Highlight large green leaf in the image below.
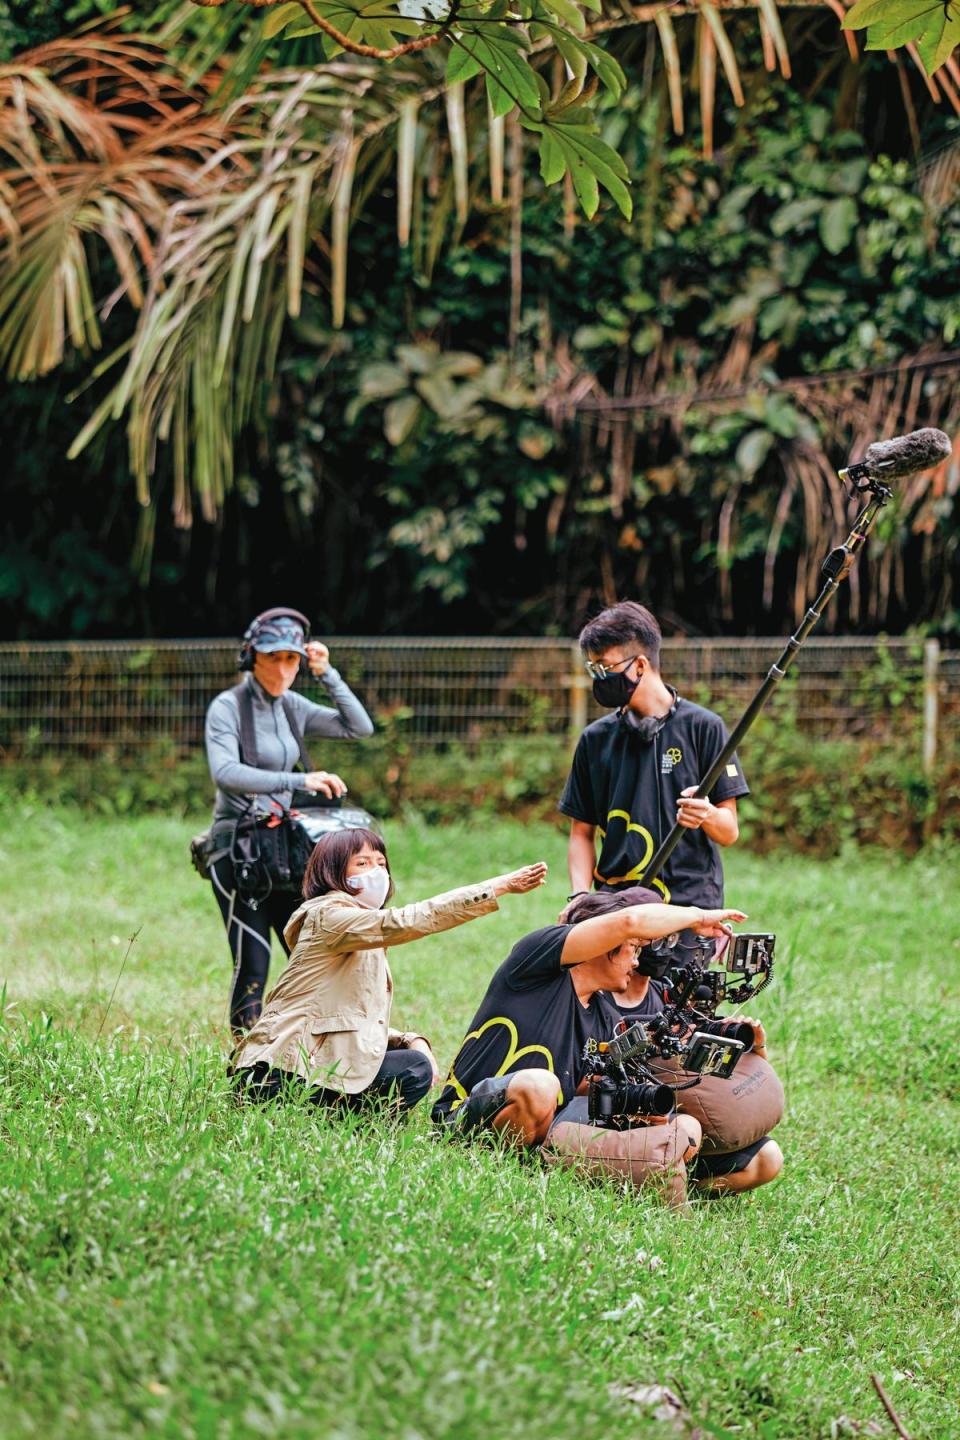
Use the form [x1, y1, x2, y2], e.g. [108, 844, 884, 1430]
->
[916, 4, 960, 72]
[539, 0, 586, 36]
[445, 42, 485, 85]
[384, 392, 421, 445]
[456, 32, 541, 120]
[532, 24, 627, 101]
[819, 195, 857, 255]
[842, 0, 915, 28]
[535, 26, 587, 86]
[526, 117, 631, 219]
[262, 2, 302, 39]
[578, 40, 627, 100]
[844, 0, 960, 73]
[269, 0, 425, 54]
[538, 130, 565, 185]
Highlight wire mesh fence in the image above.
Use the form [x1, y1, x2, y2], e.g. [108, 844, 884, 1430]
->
[0, 636, 956, 767]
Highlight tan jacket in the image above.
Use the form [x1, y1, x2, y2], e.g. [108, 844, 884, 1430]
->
[233, 881, 499, 1092]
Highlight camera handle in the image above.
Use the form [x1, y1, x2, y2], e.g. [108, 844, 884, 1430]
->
[640, 478, 892, 891]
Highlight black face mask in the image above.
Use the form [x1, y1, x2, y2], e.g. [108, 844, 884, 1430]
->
[634, 949, 673, 981]
[592, 669, 639, 709]
[635, 932, 680, 980]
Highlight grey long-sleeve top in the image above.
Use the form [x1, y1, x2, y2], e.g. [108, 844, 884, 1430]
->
[205, 670, 374, 822]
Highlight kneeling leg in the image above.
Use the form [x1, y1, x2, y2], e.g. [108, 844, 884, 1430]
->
[694, 1137, 784, 1195]
[543, 1103, 701, 1209]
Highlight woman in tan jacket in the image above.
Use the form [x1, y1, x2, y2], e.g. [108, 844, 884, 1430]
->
[233, 827, 547, 1112]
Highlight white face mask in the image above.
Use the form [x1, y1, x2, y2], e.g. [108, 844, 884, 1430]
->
[345, 867, 391, 910]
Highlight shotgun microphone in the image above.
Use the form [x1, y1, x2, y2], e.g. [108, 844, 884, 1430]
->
[840, 427, 951, 485]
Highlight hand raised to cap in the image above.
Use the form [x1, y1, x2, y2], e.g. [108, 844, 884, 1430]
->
[305, 641, 330, 677]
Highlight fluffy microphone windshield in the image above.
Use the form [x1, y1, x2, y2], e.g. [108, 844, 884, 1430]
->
[860, 427, 952, 480]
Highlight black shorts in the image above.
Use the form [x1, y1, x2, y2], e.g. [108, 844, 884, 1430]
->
[433, 1075, 514, 1133]
[689, 1134, 772, 1179]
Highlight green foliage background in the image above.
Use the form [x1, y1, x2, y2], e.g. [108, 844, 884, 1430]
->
[2, 11, 958, 642]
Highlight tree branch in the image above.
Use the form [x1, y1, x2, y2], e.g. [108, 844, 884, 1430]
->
[193, 0, 455, 60]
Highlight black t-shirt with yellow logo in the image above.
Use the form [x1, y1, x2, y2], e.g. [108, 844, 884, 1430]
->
[558, 698, 749, 907]
[432, 924, 623, 1121]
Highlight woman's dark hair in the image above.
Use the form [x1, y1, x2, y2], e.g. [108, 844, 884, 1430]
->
[565, 885, 661, 926]
[302, 828, 395, 901]
[578, 602, 662, 670]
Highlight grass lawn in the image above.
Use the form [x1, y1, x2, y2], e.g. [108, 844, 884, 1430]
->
[1, 807, 958, 1439]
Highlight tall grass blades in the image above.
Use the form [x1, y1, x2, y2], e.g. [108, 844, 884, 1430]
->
[0, 814, 958, 1438]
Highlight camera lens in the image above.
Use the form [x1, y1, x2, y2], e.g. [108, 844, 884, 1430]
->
[625, 1081, 675, 1116]
[705, 1019, 755, 1051]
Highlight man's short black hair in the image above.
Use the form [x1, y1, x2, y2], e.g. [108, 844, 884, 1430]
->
[565, 884, 661, 926]
[578, 602, 662, 669]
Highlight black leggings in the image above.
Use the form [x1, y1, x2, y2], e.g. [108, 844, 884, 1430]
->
[236, 1048, 434, 1114]
[209, 853, 302, 1035]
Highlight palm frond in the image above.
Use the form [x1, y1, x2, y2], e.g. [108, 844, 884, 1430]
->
[0, 34, 229, 379]
[654, 8, 684, 134]
[4, 12, 955, 531]
[68, 65, 380, 511]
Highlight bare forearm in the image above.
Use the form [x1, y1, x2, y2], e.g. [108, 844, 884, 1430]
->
[676, 792, 739, 845]
[703, 804, 739, 846]
[567, 825, 597, 892]
[624, 903, 705, 939]
[560, 899, 746, 965]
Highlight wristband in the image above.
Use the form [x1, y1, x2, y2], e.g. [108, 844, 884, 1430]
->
[566, 890, 590, 902]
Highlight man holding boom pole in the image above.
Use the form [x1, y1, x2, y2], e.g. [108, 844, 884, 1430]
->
[560, 601, 749, 914]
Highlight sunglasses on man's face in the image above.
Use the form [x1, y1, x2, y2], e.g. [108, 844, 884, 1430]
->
[583, 653, 643, 680]
[639, 932, 680, 958]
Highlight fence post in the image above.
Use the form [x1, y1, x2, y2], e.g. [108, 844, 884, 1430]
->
[568, 642, 588, 748]
[922, 638, 940, 777]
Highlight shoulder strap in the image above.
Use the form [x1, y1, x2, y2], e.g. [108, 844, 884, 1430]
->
[281, 693, 313, 773]
[232, 680, 258, 768]
[231, 679, 313, 774]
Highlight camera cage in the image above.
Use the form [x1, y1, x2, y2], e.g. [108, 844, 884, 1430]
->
[667, 931, 776, 1011]
[582, 932, 777, 1128]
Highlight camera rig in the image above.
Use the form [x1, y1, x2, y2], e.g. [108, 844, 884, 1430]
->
[661, 930, 775, 1026]
[583, 932, 776, 1129]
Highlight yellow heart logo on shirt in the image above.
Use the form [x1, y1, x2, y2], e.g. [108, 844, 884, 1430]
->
[595, 810, 670, 897]
[444, 1016, 558, 1109]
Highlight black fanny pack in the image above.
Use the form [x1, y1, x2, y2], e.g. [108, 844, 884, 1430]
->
[230, 813, 315, 908]
[192, 811, 315, 908]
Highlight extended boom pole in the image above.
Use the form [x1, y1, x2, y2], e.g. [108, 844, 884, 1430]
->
[641, 478, 892, 892]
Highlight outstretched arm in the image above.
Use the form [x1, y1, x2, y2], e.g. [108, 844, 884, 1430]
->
[559, 903, 747, 968]
[315, 862, 548, 954]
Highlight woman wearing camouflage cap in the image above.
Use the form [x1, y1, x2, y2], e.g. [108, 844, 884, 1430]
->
[204, 607, 373, 1036]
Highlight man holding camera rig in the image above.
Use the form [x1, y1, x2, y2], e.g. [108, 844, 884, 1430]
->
[606, 891, 783, 1195]
[432, 889, 782, 1206]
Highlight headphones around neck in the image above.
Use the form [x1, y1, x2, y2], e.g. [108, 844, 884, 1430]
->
[238, 607, 311, 671]
[620, 686, 679, 743]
